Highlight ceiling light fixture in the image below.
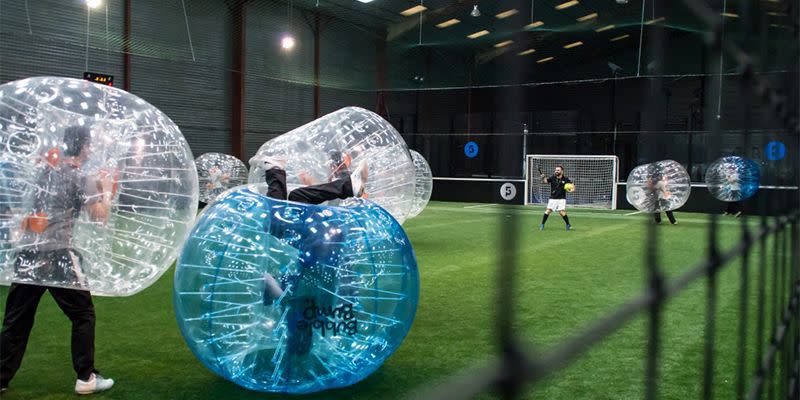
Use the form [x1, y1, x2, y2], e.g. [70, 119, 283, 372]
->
[401, 5, 427, 16]
[496, 9, 519, 19]
[555, 1, 579, 10]
[471, 5, 481, 17]
[595, 24, 615, 32]
[436, 18, 461, 28]
[518, 48, 536, 55]
[281, 34, 296, 50]
[525, 21, 545, 29]
[494, 40, 514, 48]
[563, 41, 583, 49]
[537, 56, 554, 63]
[576, 12, 598, 22]
[610, 33, 630, 41]
[467, 29, 489, 39]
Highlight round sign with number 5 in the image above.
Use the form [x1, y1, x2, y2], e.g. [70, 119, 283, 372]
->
[500, 182, 516, 201]
[464, 141, 479, 158]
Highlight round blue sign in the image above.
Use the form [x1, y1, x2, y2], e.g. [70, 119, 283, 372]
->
[765, 141, 786, 161]
[464, 141, 479, 158]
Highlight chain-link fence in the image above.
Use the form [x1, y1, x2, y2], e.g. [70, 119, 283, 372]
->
[415, 0, 800, 399]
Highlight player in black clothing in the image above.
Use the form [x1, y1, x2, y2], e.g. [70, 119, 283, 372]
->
[1, 125, 115, 395]
[647, 171, 678, 225]
[249, 154, 367, 361]
[249, 153, 367, 204]
[539, 165, 574, 231]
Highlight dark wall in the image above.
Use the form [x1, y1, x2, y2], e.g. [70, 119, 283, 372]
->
[393, 73, 798, 188]
[432, 179, 526, 204]
[0, 0, 382, 161]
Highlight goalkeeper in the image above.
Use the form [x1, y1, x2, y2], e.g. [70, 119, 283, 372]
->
[539, 165, 574, 231]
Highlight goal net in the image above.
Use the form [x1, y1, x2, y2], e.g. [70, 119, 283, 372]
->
[525, 155, 619, 210]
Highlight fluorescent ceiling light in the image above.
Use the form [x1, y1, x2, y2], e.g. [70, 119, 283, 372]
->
[645, 17, 666, 25]
[563, 41, 583, 49]
[525, 21, 545, 29]
[496, 9, 519, 19]
[721, 12, 739, 18]
[518, 49, 536, 56]
[537, 56, 554, 63]
[467, 30, 490, 39]
[494, 40, 513, 48]
[555, 1, 579, 10]
[610, 34, 630, 41]
[595, 24, 615, 32]
[577, 13, 598, 22]
[436, 19, 461, 28]
[400, 5, 427, 16]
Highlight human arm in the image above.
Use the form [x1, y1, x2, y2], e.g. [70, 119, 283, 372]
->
[87, 170, 114, 223]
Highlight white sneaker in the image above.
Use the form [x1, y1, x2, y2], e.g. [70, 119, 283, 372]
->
[349, 160, 369, 197]
[249, 155, 286, 171]
[75, 373, 114, 395]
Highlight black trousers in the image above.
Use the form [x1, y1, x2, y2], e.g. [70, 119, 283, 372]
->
[653, 211, 676, 224]
[262, 168, 351, 356]
[1, 283, 96, 386]
[264, 168, 354, 203]
[726, 201, 742, 214]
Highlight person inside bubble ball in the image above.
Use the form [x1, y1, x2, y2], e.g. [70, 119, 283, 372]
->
[250, 153, 368, 204]
[248, 153, 368, 360]
[722, 164, 743, 217]
[647, 170, 677, 225]
[205, 165, 230, 191]
[1, 125, 115, 395]
[295, 151, 355, 189]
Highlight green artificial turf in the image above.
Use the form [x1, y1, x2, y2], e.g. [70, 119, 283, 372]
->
[0, 201, 790, 399]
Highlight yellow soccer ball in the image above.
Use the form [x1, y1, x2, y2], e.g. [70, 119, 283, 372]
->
[564, 183, 575, 192]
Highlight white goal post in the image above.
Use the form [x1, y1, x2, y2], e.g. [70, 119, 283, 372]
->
[525, 154, 619, 210]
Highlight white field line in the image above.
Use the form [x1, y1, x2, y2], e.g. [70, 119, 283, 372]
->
[421, 204, 764, 226]
[463, 203, 499, 209]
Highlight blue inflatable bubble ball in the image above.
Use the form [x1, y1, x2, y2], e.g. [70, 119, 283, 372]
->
[705, 156, 760, 202]
[173, 184, 419, 394]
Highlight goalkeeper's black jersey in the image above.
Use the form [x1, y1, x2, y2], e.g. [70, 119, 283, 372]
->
[548, 175, 572, 199]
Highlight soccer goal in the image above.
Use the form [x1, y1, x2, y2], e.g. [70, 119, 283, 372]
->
[525, 155, 619, 210]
